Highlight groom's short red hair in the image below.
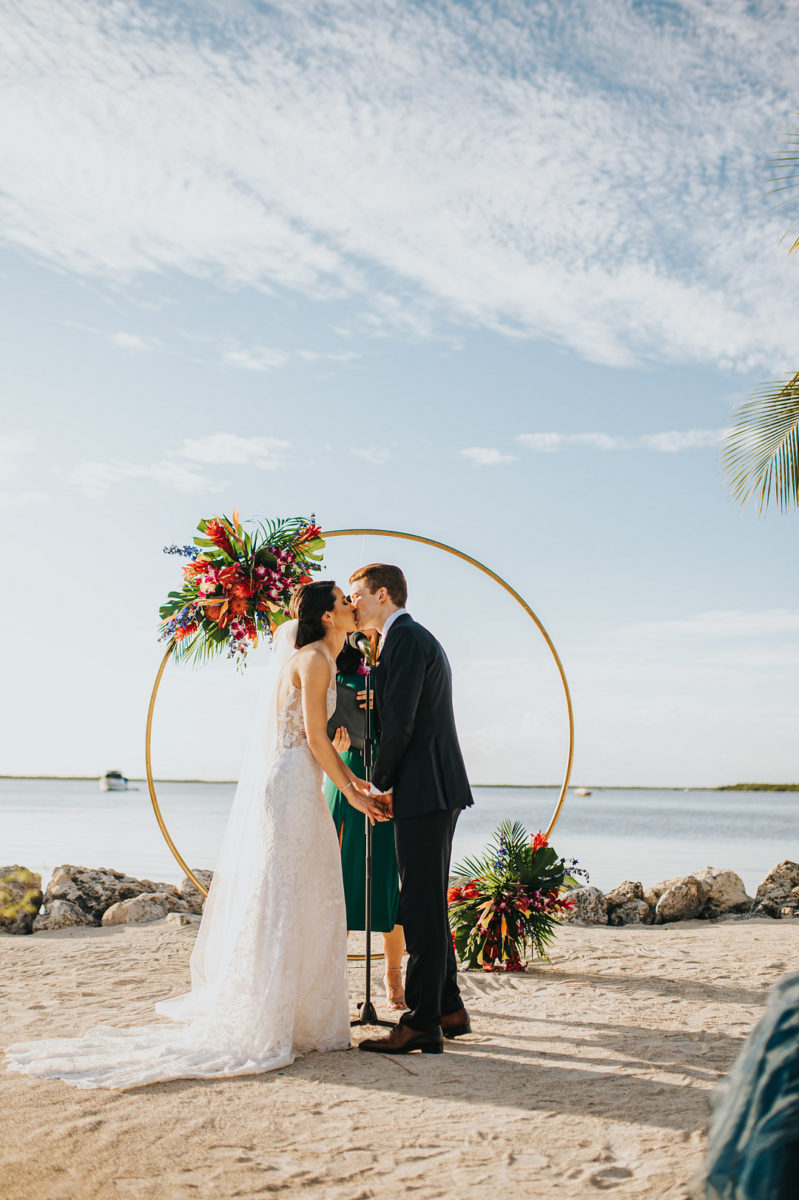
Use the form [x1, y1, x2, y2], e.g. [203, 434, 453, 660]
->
[349, 563, 407, 607]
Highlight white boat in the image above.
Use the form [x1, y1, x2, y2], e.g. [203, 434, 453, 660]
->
[99, 769, 129, 792]
[574, 787, 592, 797]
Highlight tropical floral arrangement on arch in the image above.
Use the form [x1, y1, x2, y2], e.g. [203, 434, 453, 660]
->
[448, 821, 586, 971]
[159, 510, 325, 664]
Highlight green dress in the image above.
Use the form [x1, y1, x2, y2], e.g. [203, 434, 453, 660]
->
[324, 671, 401, 932]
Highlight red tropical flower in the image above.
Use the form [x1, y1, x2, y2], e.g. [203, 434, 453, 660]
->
[205, 519, 236, 557]
[294, 522, 322, 545]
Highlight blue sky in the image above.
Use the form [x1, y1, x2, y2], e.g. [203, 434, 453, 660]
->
[2, 0, 798, 786]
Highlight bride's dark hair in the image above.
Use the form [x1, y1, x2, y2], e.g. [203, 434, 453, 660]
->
[289, 580, 337, 648]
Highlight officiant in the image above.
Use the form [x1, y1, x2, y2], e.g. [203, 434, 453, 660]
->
[324, 631, 406, 1010]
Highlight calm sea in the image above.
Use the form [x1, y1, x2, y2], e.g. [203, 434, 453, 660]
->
[1, 779, 796, 897]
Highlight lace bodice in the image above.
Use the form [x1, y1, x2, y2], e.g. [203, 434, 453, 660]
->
[276, 679, 337, 750]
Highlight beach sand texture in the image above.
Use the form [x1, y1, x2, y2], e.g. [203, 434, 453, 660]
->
[2, 918, 797, 1199]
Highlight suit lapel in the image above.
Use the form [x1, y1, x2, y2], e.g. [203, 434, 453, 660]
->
[379, 612, 412, 660]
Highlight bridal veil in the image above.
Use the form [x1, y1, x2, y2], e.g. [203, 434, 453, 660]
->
[5, 619, 352, 1088]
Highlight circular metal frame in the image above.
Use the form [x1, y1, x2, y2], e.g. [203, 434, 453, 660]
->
[146, 528, 575, 898]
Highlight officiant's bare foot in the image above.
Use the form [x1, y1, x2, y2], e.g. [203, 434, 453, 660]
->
[359, 1023, 443, 1054]
[383, 968, 408, 1011]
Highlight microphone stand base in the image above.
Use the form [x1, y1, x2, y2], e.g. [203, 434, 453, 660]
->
[351, 1001, 394, 1028]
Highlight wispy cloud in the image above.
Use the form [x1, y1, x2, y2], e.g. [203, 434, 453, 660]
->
[618, 608, 799, 640]
[221, 346, 290, 372]
[517, 429, 722, 453]
[351, 447, 390, 465]
[109, 331, 156, 353]
[0, 489, 48, 511]
[460, 447, 517, 467]
[67, 458, 217, 498]
[179, 433, 290, 468]
[0, 430, 37, 481]
[67, 432, 291, 497]
[3, 1, 799, 368]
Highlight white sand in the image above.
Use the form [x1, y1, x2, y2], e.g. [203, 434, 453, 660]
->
[2, 917, 797, 1199]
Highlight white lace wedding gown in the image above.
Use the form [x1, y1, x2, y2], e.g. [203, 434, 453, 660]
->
[5, 672, 351, 1089]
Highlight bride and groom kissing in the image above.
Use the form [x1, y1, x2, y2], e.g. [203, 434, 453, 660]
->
[6, 564, 474, 1088]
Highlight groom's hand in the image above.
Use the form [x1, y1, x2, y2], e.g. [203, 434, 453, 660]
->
[372, 792, 393, 819]
[347, 781, 390, 824]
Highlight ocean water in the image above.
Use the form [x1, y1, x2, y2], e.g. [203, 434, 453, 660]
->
[1, 779, 796, 897]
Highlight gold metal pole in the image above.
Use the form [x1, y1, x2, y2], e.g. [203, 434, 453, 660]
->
[145, 528, 575, 898]
[323, 529, 575, 839]
[145, 642, 209, 897]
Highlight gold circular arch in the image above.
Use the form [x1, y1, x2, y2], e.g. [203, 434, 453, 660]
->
[145, 527, 575, 899]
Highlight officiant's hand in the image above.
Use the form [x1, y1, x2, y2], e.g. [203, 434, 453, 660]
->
[356, 689, 374, 711]
[332, 726, 351, 753]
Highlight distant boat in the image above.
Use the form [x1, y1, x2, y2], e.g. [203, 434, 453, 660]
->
[574, 787, 592, 797]
[99, 769, 129, 792]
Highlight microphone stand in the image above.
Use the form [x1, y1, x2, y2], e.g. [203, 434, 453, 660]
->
[351, 661, 393, 1029]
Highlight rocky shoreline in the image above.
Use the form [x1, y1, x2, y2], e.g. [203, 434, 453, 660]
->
[2, 859, 799, 935]
[565, 861, 799, 924]
[0, 864, 213, 935]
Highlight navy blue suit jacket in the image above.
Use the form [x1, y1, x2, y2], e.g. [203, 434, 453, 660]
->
[371, 614, 473, 819]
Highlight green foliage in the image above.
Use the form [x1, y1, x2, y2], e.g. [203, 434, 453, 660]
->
[722, 374, 799, 514]
[448, 820, 581, 971]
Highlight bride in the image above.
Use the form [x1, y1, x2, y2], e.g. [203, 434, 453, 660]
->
[6, 580, 387, 1089]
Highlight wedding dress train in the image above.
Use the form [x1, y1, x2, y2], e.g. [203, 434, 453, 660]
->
[5, 628, 351, 1089]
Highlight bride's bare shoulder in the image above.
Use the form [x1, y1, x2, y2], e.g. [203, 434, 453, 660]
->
[293, 643, 332, 685]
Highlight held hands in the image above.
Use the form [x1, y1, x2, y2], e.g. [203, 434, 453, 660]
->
[346, 778, 390, 825]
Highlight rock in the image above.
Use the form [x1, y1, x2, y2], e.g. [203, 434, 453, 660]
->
[33, 899, 95, 931]
[692, 866, 752, 918]
[0, 866, 43, 935]
[165, 911, 202, 927]
[564, 886, 608, 925]
[180, 870, 213, 914]
[643, 877, 681, 910]
[605, 880, 645, 911]
[101, 892, 191, 926]
[655, 875, 710, 923]
[753, 862, 799, 916]
[44, 865, 183, 925]
[609, 899, 653, 925]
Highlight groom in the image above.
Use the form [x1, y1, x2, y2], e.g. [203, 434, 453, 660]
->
[349, 564, 473, 1054]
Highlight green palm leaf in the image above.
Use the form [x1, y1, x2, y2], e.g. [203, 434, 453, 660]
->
[722, 374, 799, 513]
[768, 125, 799, 254]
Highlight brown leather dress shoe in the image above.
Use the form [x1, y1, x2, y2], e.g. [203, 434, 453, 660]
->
[358, 1023, 443, 1054]
[440, 1006, 471, 1039]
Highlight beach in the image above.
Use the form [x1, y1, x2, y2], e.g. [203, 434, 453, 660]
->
[3, 917, 797, 1199]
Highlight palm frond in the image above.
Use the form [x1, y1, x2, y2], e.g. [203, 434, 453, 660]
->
[768, 123, 799, 253]
[721, 374, 799, 514]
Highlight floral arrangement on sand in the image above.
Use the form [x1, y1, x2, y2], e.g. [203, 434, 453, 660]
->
[448, 821, 585, 971]
[159, 510, 325, 663]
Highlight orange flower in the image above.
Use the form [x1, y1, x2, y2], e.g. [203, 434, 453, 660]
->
[183, 556, 209, 580]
